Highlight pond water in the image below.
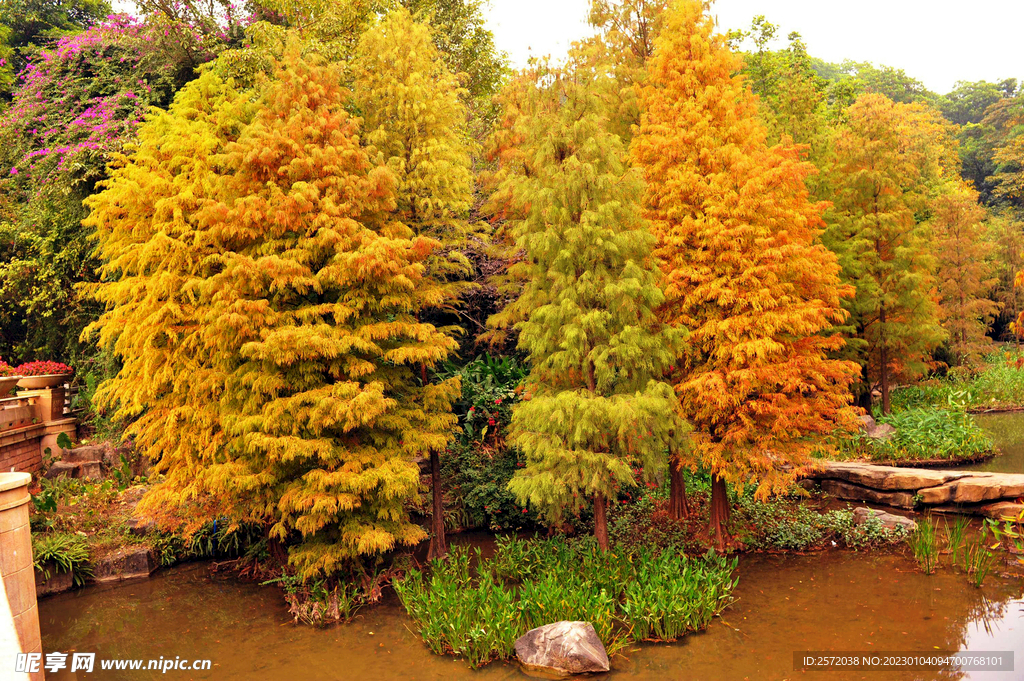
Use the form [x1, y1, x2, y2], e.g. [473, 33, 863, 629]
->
[40, 546, 1023, 680]
[969, 413, 1024, 474]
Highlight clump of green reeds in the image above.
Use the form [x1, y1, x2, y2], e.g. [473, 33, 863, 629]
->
[908, 518, 939, 574]
[393, 536, 738, 669]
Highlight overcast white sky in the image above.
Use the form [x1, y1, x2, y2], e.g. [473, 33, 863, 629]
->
[483, 0, 1024, 94]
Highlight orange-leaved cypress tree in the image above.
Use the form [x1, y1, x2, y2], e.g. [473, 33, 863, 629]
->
[498, 59, 687, 550]
[353, 7, 476, 559]
[84, 71, 257, 531]
[931, 182, 999, 366]
[825, 93, 947, 414]
[631, 0, 860, 549]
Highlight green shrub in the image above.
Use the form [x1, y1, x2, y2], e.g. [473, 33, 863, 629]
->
[739, 499, 909, 550]
[32, 533, 93, 586]
[832, 407, 992, 463]
[889, 350, 1024, 412]
[394, 537, 738, 669]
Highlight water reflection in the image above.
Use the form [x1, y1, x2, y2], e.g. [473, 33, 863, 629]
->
[969, 413, 1024, 474]
[40, 550, 1023, 681]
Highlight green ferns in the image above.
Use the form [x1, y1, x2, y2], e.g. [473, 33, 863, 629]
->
[394, 536, 737, 668]
[32, 533, 93, 587]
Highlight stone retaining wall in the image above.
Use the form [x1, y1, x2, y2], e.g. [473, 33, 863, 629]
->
[805, 462, 1024, 519]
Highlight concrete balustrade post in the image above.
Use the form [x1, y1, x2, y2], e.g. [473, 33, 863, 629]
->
[0, 472, 42, 681]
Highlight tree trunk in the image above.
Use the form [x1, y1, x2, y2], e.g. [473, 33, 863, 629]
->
[668, 455, 689, 520]
[709, 475, 730, 552]
[880, 306, 891, 415]
[593, 493, 609, 551]
[427, 449, 447, 560]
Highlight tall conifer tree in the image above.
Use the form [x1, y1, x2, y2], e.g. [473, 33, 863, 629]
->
[932, 182, 999, 365]
[353, 7, 475, 559]
[631, 0, 859, 549]
[85, 71, 256, 530]
[498, 60, 687, 551]
[88, 48, 459, 579]
[825, 93, 947, 414]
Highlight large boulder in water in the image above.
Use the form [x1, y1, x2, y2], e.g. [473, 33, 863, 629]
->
[514, 621, 610, 676]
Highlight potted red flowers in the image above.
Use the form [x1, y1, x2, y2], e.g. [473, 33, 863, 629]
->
[15, 361, 73, 390]
[0, 360, 20, 398]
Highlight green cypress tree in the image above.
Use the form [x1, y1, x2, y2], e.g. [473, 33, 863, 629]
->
[498, 60, 687, 550]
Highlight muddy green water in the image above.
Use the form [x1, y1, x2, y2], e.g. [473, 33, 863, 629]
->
[969, 413, 1024, 474]
[40, 547, 1023, 681]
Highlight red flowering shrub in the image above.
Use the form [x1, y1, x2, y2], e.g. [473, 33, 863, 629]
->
[0, 361, 17, 377]
[15, 360, 73, 376]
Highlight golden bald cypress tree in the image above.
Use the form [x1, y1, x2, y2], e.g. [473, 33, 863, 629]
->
[353, 7, 476, 559]
[931, 182, 999, 366]
[84, 71, 257, 530]
[87, 48, 460, 579]
[631, 0, 859, 549]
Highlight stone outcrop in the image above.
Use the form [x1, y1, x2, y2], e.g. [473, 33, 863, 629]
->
[514, 621, 610, 676]
[852, 507, 917, 532]
[807, 461, 1024, 518]
[857, 415, 896, 441]
[91, 547, 157, 583]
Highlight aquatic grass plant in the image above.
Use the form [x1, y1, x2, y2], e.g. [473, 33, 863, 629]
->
[987, 509, 1024, 565]
[830, 407, 993, 463]
[621, 548, 739, 641]
[962, 527, 998, 587]
[262, 574, 364, 627]
[889, 350, 1024, 413]
[943, 515, 970, 567]
[394, 537, 738, 668]
[874, 408, 992, 462]
[908, 518, 939, 574]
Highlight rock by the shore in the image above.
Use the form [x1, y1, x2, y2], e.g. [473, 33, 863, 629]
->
[857, 415, 895, 441]
[514, 621, 610, 676]
[852, 507, 917, 532]
[34, 566, 75, 597]
[91, 546, 157, 583]
[820, 479, 916, 509]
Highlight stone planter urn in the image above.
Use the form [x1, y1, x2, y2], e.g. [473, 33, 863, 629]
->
[0, 376, 20, 398]
[16, 374, 71, 390]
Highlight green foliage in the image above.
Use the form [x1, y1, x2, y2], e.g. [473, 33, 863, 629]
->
[874, 408, 992, 462]
[890, 351, 1024, 412]
[493, 55, 686, 534]
[0, 0, 111, 89]
[963, 526, 998, 587]
[908, 518, 939, 574]
[32, 532, 93, 586]
[394, 537, 738, 668]
[262, 573, 364, 626]
[943, 515, 970, 568]
[437, 353, 526, 444]
[738, 499, 909, 551]
[400, 0, 507, 103]
[150, 520, 266, 567]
